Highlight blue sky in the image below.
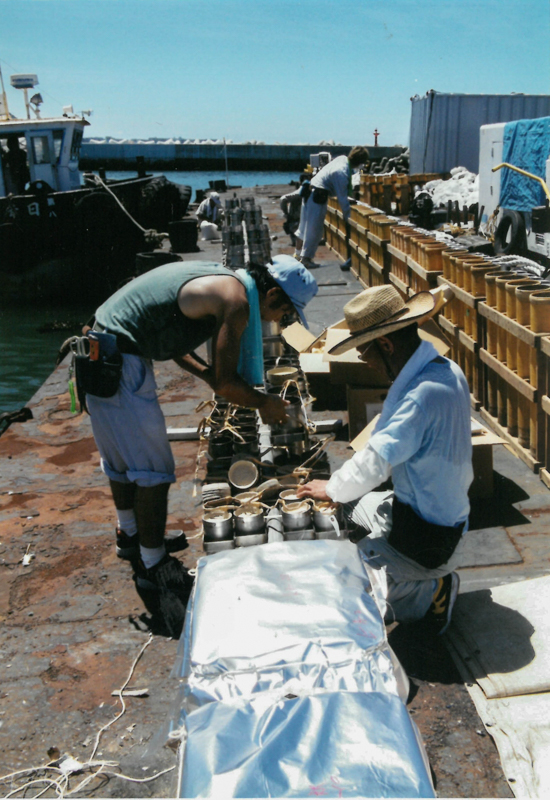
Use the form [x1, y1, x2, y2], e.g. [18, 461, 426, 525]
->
[1, 0, 548, 146]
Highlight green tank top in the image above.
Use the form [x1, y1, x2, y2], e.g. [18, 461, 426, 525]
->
[95, 261, 243, 361]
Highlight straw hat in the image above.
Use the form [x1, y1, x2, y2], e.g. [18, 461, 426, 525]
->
[329, 285, 436, 355]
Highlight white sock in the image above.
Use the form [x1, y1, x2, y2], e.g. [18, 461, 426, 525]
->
[140, 544, 166, 569]
[117, 509, 137, 537]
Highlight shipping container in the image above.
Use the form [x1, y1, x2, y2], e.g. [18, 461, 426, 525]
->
[409, 91, 550, 175]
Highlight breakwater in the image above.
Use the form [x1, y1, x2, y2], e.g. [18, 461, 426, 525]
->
[80, 141, 405, 171]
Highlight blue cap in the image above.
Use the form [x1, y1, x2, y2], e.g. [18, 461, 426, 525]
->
[267, 255, 318, 328]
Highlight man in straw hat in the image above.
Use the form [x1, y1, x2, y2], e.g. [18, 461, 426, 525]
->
[297, 284, 473, 635]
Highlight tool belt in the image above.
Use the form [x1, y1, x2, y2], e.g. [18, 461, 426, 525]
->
[93, 321, 143, 356]
[299, 182, 311, 201]
[387, 496, 464, 569]
[312, 187, 329, 204]
[71, 331, 123, 405]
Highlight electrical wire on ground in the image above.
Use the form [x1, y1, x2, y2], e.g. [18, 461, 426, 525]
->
[0, 633, 176, 798]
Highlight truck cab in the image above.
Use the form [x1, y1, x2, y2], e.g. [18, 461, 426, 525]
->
[478, 119, 550, 267]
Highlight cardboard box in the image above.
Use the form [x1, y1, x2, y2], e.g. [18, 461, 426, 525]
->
[470, 424, 505, 498]
[346, 386, 389, 441]
[299, 352, 346, 410]
[281, 320, 348, 355]
[329, 360, 392, 388]
[281, 322, 320, 353]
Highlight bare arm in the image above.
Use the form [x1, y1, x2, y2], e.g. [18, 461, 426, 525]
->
[173, 353, 213, 386]
[176, 275, 289, 423]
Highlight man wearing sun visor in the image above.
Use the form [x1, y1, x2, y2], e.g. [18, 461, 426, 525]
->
[76, 257, 317, 615]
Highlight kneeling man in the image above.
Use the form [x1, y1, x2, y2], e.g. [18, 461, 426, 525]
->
[297, 285, 473, 634]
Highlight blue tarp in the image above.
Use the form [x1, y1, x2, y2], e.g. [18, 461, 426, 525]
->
[500, 117, 550, 211]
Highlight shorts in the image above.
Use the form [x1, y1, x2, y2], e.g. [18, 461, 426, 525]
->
[86, 354, 176, 487]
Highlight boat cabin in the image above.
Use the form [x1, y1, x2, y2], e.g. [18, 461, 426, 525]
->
[0, 117, 89, 197]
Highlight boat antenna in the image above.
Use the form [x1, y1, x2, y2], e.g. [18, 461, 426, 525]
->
[0, 62, 10, 120]
[224, 137, 229, 189]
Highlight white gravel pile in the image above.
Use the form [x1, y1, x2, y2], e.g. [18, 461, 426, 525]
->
[421, 166, 479, 208]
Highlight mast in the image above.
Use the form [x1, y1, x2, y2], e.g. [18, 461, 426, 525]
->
[0, 62, 10, 120]
[224, 137, 229, 188]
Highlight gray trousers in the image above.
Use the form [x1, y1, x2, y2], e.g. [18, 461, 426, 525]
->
[295, 196, 327, 259]
[349, 490, 464, 624]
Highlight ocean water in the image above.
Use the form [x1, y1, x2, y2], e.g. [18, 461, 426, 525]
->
[1, 303, 94, 416]
[102, 169, 300, 202]
[1, 170, 296, 416]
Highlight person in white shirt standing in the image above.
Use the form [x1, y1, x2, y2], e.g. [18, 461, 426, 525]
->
[297, 284, 473, 634]
[295, 146, 369, 269]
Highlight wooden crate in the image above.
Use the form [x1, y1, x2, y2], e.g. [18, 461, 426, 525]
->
[367, 231, 391, 275]
[350, 202, 377, 227]
[335, 209, 347, 235]
[438, 276, 485, 407]
[477, 301, 547, 472]
[324, 220, 336, 251]
[539, 337, 550, 489]
[347, 217, 359, 249]
[349, 239, 362, 282]
[438, 274, 487, 344]
[369, 215, 397, 240]
[408, 255, 442, 294]
[438, 312, 482, 409]
[356, 245, 370, 286]
[325, 206, 338, 233]
[368, 256, 387, 287]
[355, 223, 370, 253]
[390, 222, 417, 255]
[336, 227, 348, 259]
[393, 175, 411, 215]
[387, 243, 410, 289]
[358, 174, 411, 215]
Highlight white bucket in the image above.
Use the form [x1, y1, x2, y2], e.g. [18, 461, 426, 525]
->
[200, 221, 219, 240]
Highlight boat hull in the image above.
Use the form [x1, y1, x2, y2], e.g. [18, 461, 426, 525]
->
[0, 175, 191, 303]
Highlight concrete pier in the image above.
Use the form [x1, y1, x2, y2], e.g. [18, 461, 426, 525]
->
[2, 184, 542, 797]
[80, 141, 405, 171]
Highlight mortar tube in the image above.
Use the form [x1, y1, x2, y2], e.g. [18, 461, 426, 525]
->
[516, 284, 543, 382]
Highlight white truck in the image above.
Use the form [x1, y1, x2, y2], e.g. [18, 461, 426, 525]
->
[478, 118, 550, 268]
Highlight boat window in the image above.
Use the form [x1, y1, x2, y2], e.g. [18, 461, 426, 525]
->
[1, 134, 30, 194]
[53, 130, 64, 162]
[31, 136, 51, 165]
[70, 129, 82, 162]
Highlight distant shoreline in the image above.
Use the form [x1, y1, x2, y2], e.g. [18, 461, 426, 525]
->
[80, 141, 405, 171]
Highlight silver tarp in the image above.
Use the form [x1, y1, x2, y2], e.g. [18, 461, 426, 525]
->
[178, 691, 435, 798]
[172, 540, 406, 708]
[172, 540, 432, 797]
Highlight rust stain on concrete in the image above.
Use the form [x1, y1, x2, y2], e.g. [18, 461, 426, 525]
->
[44, 437, 99, 467]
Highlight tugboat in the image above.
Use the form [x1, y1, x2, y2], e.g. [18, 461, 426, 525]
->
[0, 71, 191, 303]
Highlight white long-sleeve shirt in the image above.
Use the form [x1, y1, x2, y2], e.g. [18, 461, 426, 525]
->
[327, 443, 391, 503]
[311, 155, 352, 219]
[327, 340, 473, 529]
[197, 198, 220, 223]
